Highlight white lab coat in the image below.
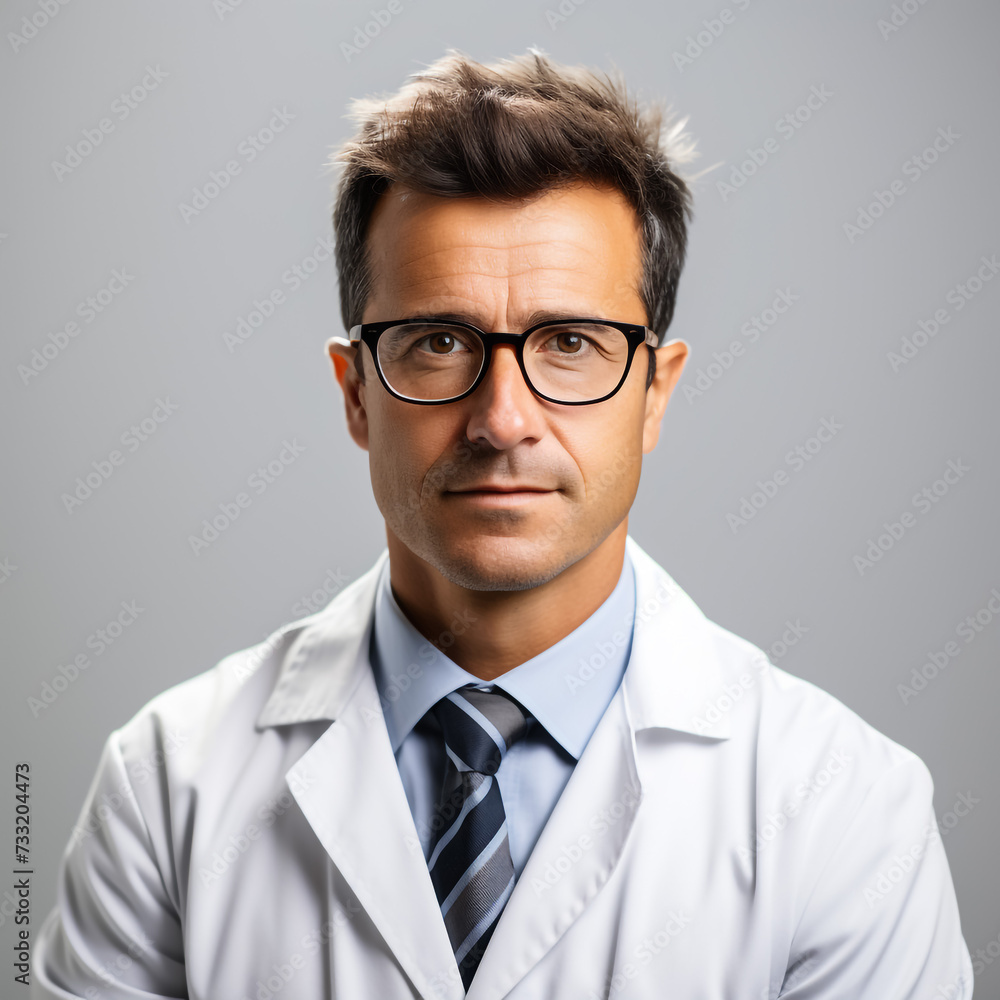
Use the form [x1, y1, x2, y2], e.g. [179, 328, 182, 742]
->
[33, 537, 973, 999]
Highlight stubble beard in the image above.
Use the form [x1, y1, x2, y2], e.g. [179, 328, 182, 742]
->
[387, 500, 589, 593]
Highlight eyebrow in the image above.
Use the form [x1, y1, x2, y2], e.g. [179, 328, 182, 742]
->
[402, 309, 604, 329]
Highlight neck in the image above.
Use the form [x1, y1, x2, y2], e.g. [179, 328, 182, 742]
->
[386, 524, 629, 681]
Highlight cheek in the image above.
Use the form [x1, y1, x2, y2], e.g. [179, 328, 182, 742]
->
[565, 403, 645, 499]
[366, 401, 455, 489]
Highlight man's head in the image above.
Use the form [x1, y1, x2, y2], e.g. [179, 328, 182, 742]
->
[328, 50, 693, 593]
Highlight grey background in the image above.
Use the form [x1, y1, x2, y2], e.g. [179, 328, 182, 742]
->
[2, 0, 998, 992]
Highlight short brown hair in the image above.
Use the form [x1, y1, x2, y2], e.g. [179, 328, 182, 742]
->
[330, 48, 695, 343]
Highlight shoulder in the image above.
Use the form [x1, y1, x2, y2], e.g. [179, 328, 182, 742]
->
[108, 552, 388, 773]
[712, 617, 922, 773]
[110, 617, 315, 780]
[700, 616, 935, 833]
[626, 538, 928, 791]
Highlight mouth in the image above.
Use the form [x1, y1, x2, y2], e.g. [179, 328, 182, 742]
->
[443, 485, 557, 504]
[447, 484, 553, 494]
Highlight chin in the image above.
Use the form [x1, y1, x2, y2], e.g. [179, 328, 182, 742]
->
[421, 532, 579, 593]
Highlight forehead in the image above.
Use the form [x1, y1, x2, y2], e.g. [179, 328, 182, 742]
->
[362, 181, 646, 323]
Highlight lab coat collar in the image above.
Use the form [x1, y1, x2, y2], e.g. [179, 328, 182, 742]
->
[621, 535, 732, 739]
[255, 536, 731, 741]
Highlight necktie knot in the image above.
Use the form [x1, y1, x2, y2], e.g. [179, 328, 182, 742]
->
[430, 684, 528, 776]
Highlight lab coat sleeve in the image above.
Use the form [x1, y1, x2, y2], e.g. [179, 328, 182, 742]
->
[779, 755, 974, 998]
[31, 729, 187, 999]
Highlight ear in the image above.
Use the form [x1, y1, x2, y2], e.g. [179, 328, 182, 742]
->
[327, 337, 370, 451]
[642, 338, 688, 454]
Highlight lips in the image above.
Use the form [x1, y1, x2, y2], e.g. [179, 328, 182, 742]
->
[446, 484, 553, 493]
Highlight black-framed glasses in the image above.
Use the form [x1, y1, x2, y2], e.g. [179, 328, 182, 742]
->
[348, 317, 659, 405]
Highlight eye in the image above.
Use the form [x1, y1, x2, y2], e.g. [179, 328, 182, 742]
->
[553, 332, 584, 353]
[539, 329, 594, 355]
[417, 332, 469, 355]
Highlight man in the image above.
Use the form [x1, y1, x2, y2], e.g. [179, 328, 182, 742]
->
[34, 50, 972, 999]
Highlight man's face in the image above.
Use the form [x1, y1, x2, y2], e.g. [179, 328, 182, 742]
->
[333, 181, 686, 591]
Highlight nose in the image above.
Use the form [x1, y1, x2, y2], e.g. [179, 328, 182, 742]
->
[463, 343, 548, 451]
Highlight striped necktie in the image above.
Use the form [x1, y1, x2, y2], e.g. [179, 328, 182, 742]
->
[427, 683, 529, 991]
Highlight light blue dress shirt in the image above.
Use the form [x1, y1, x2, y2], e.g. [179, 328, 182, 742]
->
[369, 549, 637, 879]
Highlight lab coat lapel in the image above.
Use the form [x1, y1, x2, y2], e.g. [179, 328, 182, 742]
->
[263, 553, 463, 1000]
[286, 665, 464, 1000]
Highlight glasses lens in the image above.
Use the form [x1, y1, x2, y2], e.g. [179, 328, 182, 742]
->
[524, 323, 630, 402]
[377, 324, 485, 401]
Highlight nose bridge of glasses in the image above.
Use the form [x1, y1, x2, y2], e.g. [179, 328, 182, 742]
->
[472, 328, 532, 371]
[480, 332, 533, 391]
[484, 331, 529, 346]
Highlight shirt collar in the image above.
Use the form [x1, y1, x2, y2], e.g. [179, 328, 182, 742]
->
[371, 551, 636, 761]
[255, 536, 733, 742]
